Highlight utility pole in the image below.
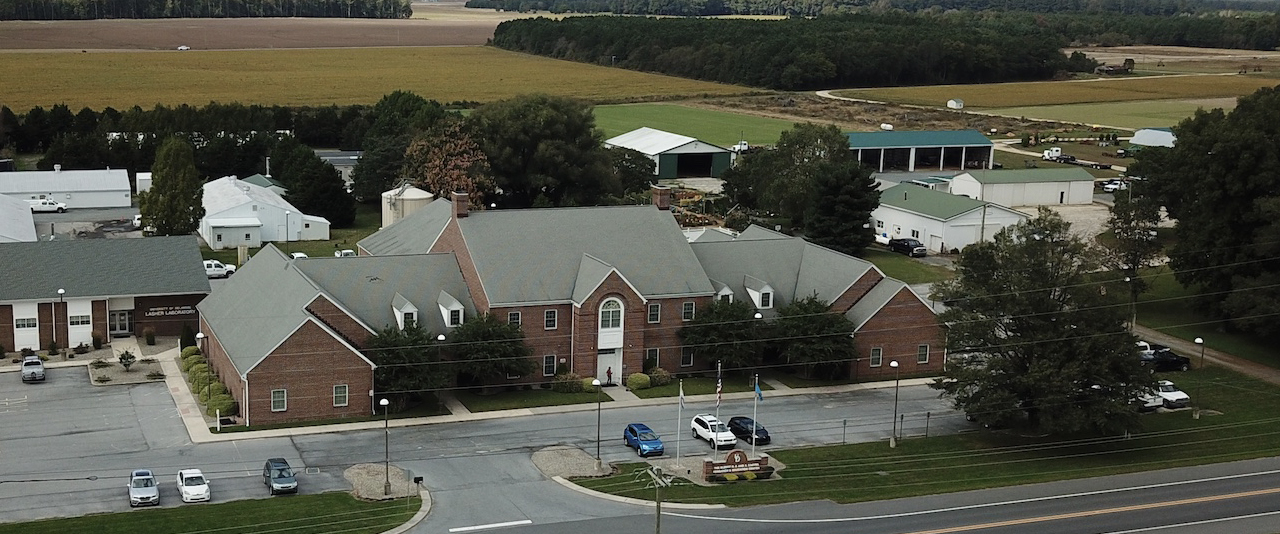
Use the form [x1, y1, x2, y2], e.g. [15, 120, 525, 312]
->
[642, 466, 670, 534]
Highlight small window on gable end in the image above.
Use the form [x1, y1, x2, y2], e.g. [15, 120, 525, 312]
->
[304, 223, 310, 229]
[508, 312, 521, 326]
[244, 233, 250, 240]
[216, 234, 222, 242]
[450, 309, 462, 327]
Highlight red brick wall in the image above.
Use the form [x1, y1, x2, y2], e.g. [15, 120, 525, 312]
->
[494, 303, 575, 384]
[830, 269, 885, 314]
[246, 320, 374, 426]
[91, 300, 108, 343]
[643, 295, 711, 373]
[199, 316, 245, 418]
[0, 305, 12, 353]
[852, 288, 945, 381]
[306, 295, 372, 348]
[134, 294, 205, 336]
[572, 272, 648, 380]
[430, 219, 490, 312]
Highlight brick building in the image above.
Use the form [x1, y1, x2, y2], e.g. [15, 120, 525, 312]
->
[0, 236, 208, 353]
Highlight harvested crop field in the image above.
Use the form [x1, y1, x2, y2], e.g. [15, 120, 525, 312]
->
[986, 98, 1240, 129]
[0, 46, 752, 109]
[837, 74, 1277, 109]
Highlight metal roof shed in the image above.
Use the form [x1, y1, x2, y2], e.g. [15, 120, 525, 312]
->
[604, 127, 732, 178]
[846, 130, 995, 173]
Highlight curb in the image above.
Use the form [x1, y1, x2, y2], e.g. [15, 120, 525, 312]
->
[550, 476, 725, 510]
[380, 486, 433, 534]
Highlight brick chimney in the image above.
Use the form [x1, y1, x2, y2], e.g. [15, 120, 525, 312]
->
[452, 191, 469, 219]
[651, 185, 672, 211]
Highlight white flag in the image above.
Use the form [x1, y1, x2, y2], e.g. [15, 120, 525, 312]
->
[679, 381, 686, 409]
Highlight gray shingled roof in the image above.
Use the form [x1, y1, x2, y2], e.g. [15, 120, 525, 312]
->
[845, 278, 911, 329]
[294, 253, 476, 334]
[357, 199, 453, 256]
[0, 236, 209, 301]
[196, 246, 322, 376]
[691, 226, 878, 317]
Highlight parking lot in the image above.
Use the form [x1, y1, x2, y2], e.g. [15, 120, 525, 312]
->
[0, 366, 327, 523]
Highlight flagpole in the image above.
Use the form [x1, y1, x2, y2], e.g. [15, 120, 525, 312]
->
[676, 379, 683, 468]
[715, 360, 722, 462]
[751, 373, 759, 458]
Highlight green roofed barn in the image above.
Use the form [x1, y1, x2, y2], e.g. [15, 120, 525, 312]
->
[846, 129, 994, 173]
[605, 127, 733, 178]
[872, 183, 1027, 254]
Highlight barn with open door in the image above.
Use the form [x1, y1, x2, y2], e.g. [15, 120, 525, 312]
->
[605, 127, 732, 179]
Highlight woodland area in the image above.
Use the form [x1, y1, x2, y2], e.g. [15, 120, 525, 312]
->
[468, 0, 1280, 18]
[0, 0, 411, 20]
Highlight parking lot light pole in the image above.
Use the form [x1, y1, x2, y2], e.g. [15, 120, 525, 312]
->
[1194, 337, 1204, 420]
[380, 398, 391, 495]
[889, 360, 900, 448]
[55, 288, 65, 350]
[592, 378, 602, 464]
[195, 332, 205, 354]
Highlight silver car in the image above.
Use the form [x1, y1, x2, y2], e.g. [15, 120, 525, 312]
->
[128, 469, 160, 507]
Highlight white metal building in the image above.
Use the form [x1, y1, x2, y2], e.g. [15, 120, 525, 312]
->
[0, 167, 132, 208]
[604, 127, 733, 178]
[949, 168, 1096, 207]
[199, 176, 329, 250]
[873, 183, 1028, 253]
[0, 194, 37, 243]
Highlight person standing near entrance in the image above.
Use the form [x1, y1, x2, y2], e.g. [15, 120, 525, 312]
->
[606, 366, 613, 386]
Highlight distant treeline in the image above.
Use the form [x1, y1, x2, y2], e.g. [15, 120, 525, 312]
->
[466, 0, 1280, 17]
[0, 0, 410, 20]
[0, 102, 379, 177]
[492, 15, 1073, 90]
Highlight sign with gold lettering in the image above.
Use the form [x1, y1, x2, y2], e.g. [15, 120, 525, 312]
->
[143, 305, 196, 318]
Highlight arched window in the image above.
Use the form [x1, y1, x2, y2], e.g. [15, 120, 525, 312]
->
[600, 299, 622, 329]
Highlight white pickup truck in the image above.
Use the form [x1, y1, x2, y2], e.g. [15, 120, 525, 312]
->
[29, 199, 67, 213]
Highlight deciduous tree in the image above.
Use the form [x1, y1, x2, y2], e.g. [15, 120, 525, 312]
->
[400, 119, 495, 205]
[366, 322, 452, 411]
[139, 136, 205, 236]
[447, 313, 536, 385]
[775, 295, 856, 379]
[678, 300, 764, 372]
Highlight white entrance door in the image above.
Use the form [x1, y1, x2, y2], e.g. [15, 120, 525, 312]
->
[596, 348, 622, 386]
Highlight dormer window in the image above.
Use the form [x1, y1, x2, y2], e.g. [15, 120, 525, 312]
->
[438, 291, 465, 328]
[392, 293, 418, 330]
[744, 275, 774, 310]
[760, 291, 772, 308]
[402, 311, 416, 327]
[717, 286, 734, 303]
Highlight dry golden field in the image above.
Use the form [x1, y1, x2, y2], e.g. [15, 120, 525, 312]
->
[0, 46, 753, 110]
[837, 73, 1278, 109]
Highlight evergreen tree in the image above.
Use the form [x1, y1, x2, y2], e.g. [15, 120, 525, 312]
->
[139, 137, 205, 236]
[447, 313, 536, 385]
[775, 295, 857, 379]
[804, 159, 879, 256]
[366, 322, 452, 411]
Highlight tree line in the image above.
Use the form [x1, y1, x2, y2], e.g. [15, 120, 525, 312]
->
[492, 14, 1073, 91]
[0, 0, 410, 20]
[469, 0, 1280, 17]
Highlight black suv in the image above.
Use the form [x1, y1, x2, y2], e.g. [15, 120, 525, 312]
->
[1140, 348, 1192, 372]
[888, 238, 927, 257]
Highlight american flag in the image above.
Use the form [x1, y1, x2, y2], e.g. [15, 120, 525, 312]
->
[715, 366, 723, 407]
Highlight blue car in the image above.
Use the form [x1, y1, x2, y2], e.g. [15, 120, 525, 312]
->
[623, 423, 665, 457]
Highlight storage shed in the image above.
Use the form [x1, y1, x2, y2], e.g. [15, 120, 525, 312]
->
[604, 127, 732, 178]
[949, 168, 1096, 207]
[0, 167, 132, 208]
[873, 183, 1028, 253]
[846, 130, 995, 173]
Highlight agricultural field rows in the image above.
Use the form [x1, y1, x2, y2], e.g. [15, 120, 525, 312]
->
[0, 47, 752, 110]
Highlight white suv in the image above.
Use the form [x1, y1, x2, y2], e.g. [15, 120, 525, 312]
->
[1153, 380, 1190, 409]
[691, 414, 737, 450]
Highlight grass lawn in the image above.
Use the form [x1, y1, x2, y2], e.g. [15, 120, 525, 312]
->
[578, 366, 1280, 506]
[763, 369, 858, 389]
[0, 493, 419, 534]
[1135, 267, 1280, 369]
[211, 397, 448, 433]
[0, 47, 752, 110]
[631, 375, 771, 399]
[593, 103, 795, 147]
[836, 74, 1272, 109]
[203, 202, 380, 266]
[858, 248, 953, 285]
[986, 99, 1231, 129]
[454, 388, 609, 412]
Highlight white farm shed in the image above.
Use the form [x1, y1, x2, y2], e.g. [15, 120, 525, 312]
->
[950, 168, 1095, 207]
[604, 127, 732, 178]
[873, 183, 1028, 253]
[199, 176, 329, 250]
[136, 172, 152, 193]
[0, 167, 132, 208]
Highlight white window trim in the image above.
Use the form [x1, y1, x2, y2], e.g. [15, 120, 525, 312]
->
[681, 347, 694, 367]
[448, 308, 463, 327]
[333, 385, 349, 407]
[271, 389, 287, 412]
[748, 284, 775, 310]
[869, 347, 883, 367]
[682, 302, 695, 321]
[508, 311, 521, 326]
[544, 309, 558, 330]
[15, 318, 36, 329]
[69, 314, 91, 326]
[917, 344, 930, 364]
[647, 303, 660, 324]
[543, 355, 556, 377]
[599, 298, 622, 330]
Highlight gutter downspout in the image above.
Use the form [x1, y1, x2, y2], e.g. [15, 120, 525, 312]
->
[243, 374, 250, 428]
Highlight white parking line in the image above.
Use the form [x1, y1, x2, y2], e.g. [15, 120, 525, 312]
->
[448, 519, 533, 532]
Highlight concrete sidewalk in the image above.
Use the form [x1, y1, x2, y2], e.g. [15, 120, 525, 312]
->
[182, 376, 936, 444]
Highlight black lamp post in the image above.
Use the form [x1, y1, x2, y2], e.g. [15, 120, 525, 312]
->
[380, 397, 391, 495]
[889, 360, 900, 447]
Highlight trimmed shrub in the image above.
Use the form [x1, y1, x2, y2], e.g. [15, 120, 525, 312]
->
[581, 377, 598, 391]
[180, 346, 202, 359]
[206, 394, 238, 417]
[648, 367, 672, 387]
[74, 343, 90, 355]
[199, 382, 227, 403]
[551, 373, 584, 393]
[143, 327, 156, 346]
[627, 373, 651, 390]
[187, 362, 209, 379]
[199, 384, 213, 403]
[181, 355, 206, 373]
[90, 359, 112, 369]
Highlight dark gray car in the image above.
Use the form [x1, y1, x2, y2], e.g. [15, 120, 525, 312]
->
[128, 469, 160, 507]
[263, 458, 298, 495]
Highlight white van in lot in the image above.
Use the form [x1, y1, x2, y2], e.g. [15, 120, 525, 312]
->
[29, 199, 67, 213]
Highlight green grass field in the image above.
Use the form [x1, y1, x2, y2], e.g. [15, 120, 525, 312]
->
[986, 99, 1229, 129]
[838, 74, 1274, 109]
[1, 47, 753, 111]
[593, 104, 796, 147]
[1135, 267, 1280, 369]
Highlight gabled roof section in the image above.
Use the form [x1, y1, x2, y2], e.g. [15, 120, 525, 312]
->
[572, 254, 615, 305]
[197, 245, 321, 377]
[606, 127, 712, 155]
[0, 236, 209, 301]
[845, 278, 931, 330]
[294, 253, 475, 334]
[960, 168, 1094, 184]
[357, 198, 453, 255]
[0, 194, 37, 243]
[457, 204, 714, 305]
[691, 226, 877, 316]
[241, 174, 286, 191]
[0, 168, 130, 194]
[202, 175, 300, 216]
[879, 183, 992, 221]
[846, 129, 992, 149]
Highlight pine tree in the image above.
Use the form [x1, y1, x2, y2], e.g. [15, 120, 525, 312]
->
[139, 137, 205, 236]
